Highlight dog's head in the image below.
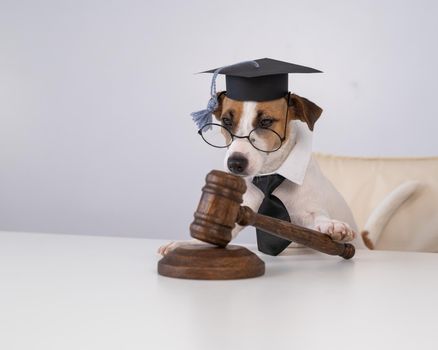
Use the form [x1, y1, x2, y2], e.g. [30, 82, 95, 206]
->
[213, 92, 322, 177]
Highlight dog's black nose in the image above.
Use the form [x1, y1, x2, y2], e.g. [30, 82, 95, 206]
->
[227, 153, 248, 174]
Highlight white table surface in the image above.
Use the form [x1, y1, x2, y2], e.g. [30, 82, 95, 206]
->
[1, 231, 437, 350]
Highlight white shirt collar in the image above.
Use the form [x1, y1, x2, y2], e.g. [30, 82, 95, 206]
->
[259, 121, 313, 185]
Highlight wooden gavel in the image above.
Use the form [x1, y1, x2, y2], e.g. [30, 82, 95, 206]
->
[190, 170, 355, 259]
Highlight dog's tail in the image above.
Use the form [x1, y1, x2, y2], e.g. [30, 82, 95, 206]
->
[361, 180, 421, 249]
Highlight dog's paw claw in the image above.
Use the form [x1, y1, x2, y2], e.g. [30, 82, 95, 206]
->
[314, 219, 356, 242]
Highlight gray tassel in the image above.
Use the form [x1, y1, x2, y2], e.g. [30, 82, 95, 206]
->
[190, 94, 218, 130]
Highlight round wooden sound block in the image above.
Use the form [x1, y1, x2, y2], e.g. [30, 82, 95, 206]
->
[157, 244, 265, 280]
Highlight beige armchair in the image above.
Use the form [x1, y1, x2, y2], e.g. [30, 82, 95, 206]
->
[314, 153, 438, 252]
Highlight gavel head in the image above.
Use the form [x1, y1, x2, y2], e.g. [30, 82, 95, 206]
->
[190, 170, 246, 247]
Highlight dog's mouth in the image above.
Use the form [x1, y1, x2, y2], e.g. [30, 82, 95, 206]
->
[227, 170, 250, 177]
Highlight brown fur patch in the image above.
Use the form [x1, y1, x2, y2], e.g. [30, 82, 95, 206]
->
[212, 91, 227, 120]
[214, 94, 290, 139]
[251, 98, 289, 150]
[289, 94, 323, 131]
[253, 98, 289, 135]
[361, 230, 375, 250]
[216, 97, 244, 134]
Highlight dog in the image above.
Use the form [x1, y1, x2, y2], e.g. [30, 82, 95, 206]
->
[158, 92, 366, 255]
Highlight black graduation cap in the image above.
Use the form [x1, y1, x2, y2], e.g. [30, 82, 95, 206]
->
[201, 58, 322, 102]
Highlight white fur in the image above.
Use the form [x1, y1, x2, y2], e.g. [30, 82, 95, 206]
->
[363, 180, 421, 247]
[223, 102, 265, 175]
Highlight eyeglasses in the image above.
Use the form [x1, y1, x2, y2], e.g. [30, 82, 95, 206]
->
[198, 92, 291, 153]
[198, 123, 285, 152]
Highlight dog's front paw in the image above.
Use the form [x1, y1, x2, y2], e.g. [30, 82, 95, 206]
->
[157, 240, 205, 256]
[314, 219, 356, 242]
[157, 241, 186, 256]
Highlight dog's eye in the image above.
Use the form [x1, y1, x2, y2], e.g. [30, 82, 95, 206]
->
[259, 118, 274, 128]
[222, 117, 233, 127]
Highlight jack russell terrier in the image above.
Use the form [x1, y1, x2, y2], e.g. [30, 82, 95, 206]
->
[158, 92, 366, 255]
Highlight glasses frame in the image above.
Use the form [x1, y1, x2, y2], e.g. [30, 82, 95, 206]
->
[197, 92, 292, 153]
[198, 123, 284, 152]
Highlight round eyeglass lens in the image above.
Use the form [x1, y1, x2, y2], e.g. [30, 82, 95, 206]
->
[199, 123, 233, 148]
[249, 128, 282, 152]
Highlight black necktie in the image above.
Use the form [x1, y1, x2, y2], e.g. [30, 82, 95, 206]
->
[252, 174, 292, 256]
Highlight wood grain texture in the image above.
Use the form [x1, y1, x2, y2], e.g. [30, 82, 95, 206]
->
[157, 244, 265, 280]
[190, 170, 246, 247]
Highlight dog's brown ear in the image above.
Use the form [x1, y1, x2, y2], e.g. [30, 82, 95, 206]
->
[212, 91, 227, 120]
[289, 93, 323, 131]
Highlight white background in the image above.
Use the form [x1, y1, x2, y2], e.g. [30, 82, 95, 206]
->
[1, 0, 437, 241]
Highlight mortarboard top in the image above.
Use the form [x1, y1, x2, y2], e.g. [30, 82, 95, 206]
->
[201, 58, 322, 102]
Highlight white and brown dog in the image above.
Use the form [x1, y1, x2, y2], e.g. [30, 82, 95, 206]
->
[158, 93, 366, 255]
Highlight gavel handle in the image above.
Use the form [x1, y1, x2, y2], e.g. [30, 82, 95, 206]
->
[237, 206, 355, 259]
